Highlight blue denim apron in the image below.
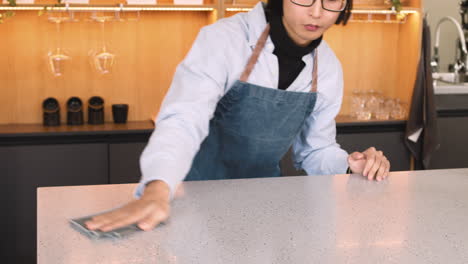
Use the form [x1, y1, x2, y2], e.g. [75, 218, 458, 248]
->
[185, 24, 318, 181]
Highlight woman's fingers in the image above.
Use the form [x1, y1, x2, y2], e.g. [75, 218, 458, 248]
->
[138, 208, 170, 231]
[99, 207, 155, 232]
[382, 157, 390, 180]
[367, 153, 390, 181]
[362, 148, 377, 178]
[383, 160, 391, 179]
[367, 155, 382, 180]
[98, 202, 150, 232]
[375, 158, 388, 181]
[85, 199, 169, 232]
[85, 209, 126, 231]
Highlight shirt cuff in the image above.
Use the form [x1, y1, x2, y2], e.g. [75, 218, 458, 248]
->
[134, 164, 183, 201]
[134, 178, 175, 201]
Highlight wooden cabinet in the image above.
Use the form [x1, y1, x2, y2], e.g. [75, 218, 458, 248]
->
[0, 143, 108, 264]
[428, 95, 468, 169]
[280, 121, 411, 176]
[0, 122, 152, 264]
[429, 116, 468, 169]
[2, 111, 468, 263]
[0, 141, 151, 263]
[109, 142, 147, 184]
[336, 131, 411, 171]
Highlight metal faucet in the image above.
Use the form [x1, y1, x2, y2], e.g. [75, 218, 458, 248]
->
[432, 16, 468, 82]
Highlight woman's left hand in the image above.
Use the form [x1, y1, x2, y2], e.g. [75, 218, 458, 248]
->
[347, 147, 391, 181]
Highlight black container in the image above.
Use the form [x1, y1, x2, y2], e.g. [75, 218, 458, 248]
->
[42, 97, 60, 126]
[88, 96, 104, 125]
[67, 97, 84, 126]
[112, 104, 129, 124]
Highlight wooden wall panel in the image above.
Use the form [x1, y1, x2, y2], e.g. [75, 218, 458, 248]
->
[224, 11, 239, 18]
[325, 22, 400, 116]
[396, 11, 422, 107]
[0, 0, 422, 124]
[0, 11, 211, 124]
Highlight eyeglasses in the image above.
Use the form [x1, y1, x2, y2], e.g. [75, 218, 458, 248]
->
[290, 0, 348, 12]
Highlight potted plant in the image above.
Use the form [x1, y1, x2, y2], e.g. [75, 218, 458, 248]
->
[0, 0, 16, 24]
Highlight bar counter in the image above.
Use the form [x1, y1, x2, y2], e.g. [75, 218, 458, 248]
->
[38, 168, 468, 263]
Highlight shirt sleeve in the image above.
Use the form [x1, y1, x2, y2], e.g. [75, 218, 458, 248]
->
[135, 27, 228, 199]
[292, 53, 349, 176]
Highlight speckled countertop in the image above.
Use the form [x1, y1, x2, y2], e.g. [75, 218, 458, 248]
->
[38, 169, 468, 264]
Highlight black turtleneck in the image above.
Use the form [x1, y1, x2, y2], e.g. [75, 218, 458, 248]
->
[266, 12, 323, 90]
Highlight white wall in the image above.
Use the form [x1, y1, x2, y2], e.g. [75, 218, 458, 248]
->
[425, 0, 462, 72]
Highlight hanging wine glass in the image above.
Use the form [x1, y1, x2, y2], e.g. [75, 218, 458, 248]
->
[47, 11, 72, 77]
[90, 13, 116, 75]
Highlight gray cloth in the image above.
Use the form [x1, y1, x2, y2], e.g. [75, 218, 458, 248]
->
[69, 214, 142, 240]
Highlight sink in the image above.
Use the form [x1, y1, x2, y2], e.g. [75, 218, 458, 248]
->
[432, 72, 468, 83]
[433, 76, 468, 95]
[432, 72, 468, 94]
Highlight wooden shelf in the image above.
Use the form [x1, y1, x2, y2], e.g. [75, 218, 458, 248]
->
[224, 3, 420, 13]
[0, 117, 409, 137]
[336, 115, 406, 124]
[224, 4, 252, 12]
[0, 116, 409, 137]
[0, 121, 154, 137]
[23, 0, 216, 5]
[351, 0, 421, 8]
[0, 4, 217, 11]
[224, 3, 421, 24]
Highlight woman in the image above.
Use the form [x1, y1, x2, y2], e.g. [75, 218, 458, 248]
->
[86, 0, 391, 232]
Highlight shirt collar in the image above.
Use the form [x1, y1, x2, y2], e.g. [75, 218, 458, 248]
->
[246, 2, 270, 48]
[245, 2, 321, 62]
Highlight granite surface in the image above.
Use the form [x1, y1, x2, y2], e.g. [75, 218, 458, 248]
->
[38, 169, 468, 263]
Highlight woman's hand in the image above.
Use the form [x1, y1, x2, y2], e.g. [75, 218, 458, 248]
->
[347, 147, 391, 181]
[85, 180, 171, 232]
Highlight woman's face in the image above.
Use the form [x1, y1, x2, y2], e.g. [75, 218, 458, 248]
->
[282, 0, 341, 46]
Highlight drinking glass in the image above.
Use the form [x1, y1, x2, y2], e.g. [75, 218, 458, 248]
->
[390, 100, 408, 120]
[90, 14, 116, 75]
[47, 12, 72, 77]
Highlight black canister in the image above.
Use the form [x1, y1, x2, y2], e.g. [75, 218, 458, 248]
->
[67, 97, 84, 125]
[42, 97, 60, 126]
[88, 96, 104, 125]
[112, 104, 129, 124]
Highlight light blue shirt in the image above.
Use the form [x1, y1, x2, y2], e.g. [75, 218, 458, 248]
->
[135, 2, 349, 198]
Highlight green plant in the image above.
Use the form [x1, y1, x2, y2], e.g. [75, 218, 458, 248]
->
[38, 0, 64, 17]
[388, 0, 406, 20]
[0, 0, 16, 24]
[0, 0, 63, 23]
[391, 0, 402, 13]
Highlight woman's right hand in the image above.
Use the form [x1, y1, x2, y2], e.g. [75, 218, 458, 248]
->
[85, 180, 171, 232]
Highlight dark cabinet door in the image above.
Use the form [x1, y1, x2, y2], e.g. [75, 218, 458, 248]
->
[430, 117, 468, 169]
[336, 131, 411, 172]
[109, 143, 147, 184]
[280, 131, 411, 176]
[0, 144, 108, 264]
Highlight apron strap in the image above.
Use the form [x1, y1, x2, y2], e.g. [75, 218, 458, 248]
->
[311, 50, 318, 93]
[240, 24, 271, 83]
[240, 24, 319, 93]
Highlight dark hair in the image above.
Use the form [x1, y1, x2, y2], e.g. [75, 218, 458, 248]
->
[266, 0, 353, 26]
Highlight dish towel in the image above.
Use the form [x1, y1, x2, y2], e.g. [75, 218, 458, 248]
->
[405, 17, 440, 169]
